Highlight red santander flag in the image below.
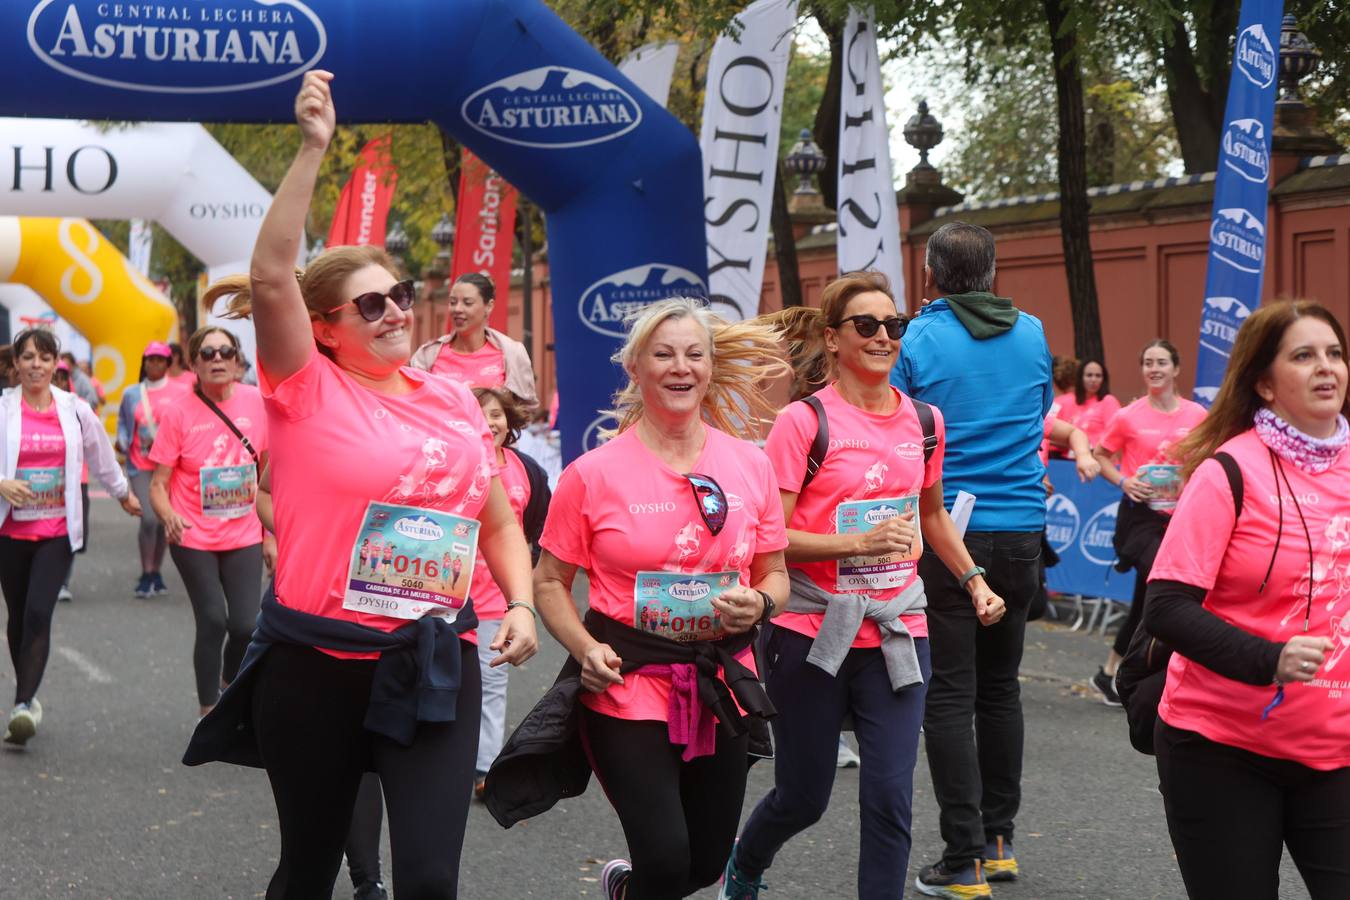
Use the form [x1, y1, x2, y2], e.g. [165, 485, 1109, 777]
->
[450, 148, 518, 333]
[327, 134, 398, 248]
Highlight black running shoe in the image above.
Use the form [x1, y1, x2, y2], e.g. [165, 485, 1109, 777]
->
[1091, 667, 1123, 707]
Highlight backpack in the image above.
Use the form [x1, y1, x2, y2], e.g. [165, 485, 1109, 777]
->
[1115, 451, 1243, 754]
[798, 393, 938, 490]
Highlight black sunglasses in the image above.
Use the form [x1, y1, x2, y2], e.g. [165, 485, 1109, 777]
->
[196, 346, 239, 362]
[685, 472, 728, 536]
[832, 314, 907, 340]
[325, 280, 416, 322]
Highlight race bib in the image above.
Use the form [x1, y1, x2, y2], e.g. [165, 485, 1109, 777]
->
[343, 501, 479, 621]
[836, 495, 920, 591]
[13, 467, 65, 522]
[1138, 464, 1182, 512]
[634, 570, 739, 643]
[199, 464, 258, 520]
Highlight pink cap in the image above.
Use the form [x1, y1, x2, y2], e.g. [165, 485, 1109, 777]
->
[143, 341, 173, 358]
[56, 360, 70, 372]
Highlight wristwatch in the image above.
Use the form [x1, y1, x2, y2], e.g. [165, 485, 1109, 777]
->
[757, 590, 776, 625]
[958, 566, 987, 589]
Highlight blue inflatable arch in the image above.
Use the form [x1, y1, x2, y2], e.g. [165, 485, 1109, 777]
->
[0, 0, 708, 461]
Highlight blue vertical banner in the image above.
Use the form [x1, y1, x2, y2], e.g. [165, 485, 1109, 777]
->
[1193, 0, 1283, 406]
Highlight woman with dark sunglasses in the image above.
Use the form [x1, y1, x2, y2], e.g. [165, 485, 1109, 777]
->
[147, 326, 268, 719]
[185, 71, 538, 900]
[523, 297, 790, 900]
[719, 271, 1005, 900]
[410, 272, 539, 410]
[1143, 301, 1350, 900]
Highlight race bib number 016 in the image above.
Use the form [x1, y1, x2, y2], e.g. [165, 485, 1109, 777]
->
[343, 501, 480, 621]
[836, 495, 920, 591]
[634, 570, 740, 643]
[199, 464, 258, 520]
[13, 467, 65, 521]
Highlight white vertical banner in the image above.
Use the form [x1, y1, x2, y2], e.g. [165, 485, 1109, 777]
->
[700, 0, 798, 321]
[837, 7, 903, 297]
[618, 41, 682, 109]
[128, 218, 153, 276]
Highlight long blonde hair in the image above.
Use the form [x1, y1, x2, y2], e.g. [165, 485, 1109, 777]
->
[755, 270, 897, 400]
[1177, 299, 1350, 478]
[200, 245, 400, 359]
[607, 297, 789, 439]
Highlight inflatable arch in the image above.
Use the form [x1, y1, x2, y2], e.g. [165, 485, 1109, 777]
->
[0, 0, 708, 462]
[0, 216, 177, 433]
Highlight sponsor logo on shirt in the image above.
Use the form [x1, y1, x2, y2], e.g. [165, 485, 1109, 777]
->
[827, 438, 869, 452]
[1269, 493, 1319, 506]
[1080, 503, 1119, 566]
[629, 501, 677, 515]
[894, 441, 922, 460]
[726, 492, 744, 512]
[1045, 493, 1081, 555]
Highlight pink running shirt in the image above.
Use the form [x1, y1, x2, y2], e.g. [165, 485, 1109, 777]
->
[431, 342, 507, 389]
[1151, 430, 1350, 770]
[1, 400, 67, 540]
[127, 381, 190, 472]
[762, 384, 945, 647]
[1056, 392, 1120, 447]
[261, 350, 498, 657]
[1098, 396, 1207, 480]
[148, 385, 269, 553]
[541, 425, 788, 723]
[468, 447, 532, 620]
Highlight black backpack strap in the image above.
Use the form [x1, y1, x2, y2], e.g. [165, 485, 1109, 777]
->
[800, 394, 828, 491]
[910, 397, 938, 464]
[1213, 451, 1243, 521]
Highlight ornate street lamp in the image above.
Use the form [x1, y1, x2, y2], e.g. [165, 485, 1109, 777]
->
[902, 100, 944, 172]
[1278, 14, 1321, 107]
[384, 221, 409, 257]
[783, 128, 827, 197]
[431, 212, 455, 255]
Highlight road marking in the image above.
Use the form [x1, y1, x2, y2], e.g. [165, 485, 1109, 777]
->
[55, 646, 113, 684]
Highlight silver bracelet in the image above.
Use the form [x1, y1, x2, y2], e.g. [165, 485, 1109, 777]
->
[506, 600, 539, 622]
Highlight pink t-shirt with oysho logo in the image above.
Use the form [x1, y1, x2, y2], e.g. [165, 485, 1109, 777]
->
[468, 446, 532, 621]
[541, 425, 788, 723]
[763, 384, 945, 647]
[1, 401, 67, 541]
[431, 341, 507, 389]
[1151, 429, 1350, 770]
[261, 350, 498, 657]
[149, 385, 268, 553]
[1098, 396, 1207, 479]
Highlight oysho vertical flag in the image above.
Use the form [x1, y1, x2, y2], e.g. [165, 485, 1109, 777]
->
[701, 0, 797, 321]
[451, 148, 519, 334]
[618, 41, 682, 109]
[327, 134, 398, 249]
[837, 7, 903, 297]
[1193, 0, 1282, 406]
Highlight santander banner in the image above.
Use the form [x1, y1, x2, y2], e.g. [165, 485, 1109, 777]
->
[1193, 0, 1281, 406]
[0, 0, 707, 463]
[450, 148, 517, 334]
[327, 134, 397, 249]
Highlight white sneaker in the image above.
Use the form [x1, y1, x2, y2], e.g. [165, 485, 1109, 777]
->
[58, 585, 73, 602]
[836, 734, 860, 768]
[4, 699, 42, 746]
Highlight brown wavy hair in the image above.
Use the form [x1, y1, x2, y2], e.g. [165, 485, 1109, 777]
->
[200, 245, 400, 360]
[1177, 299, 1349, 478]
[754, 270, 899, 401]
[472, 386, 527, 448]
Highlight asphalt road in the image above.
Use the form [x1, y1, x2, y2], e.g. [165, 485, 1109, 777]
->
[0, 497, 1313, 899]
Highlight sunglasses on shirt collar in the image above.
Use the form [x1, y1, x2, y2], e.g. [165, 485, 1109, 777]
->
[832, 314, 908, 340]
[685, 472, 728, 536]
[324, 280, 417, 322]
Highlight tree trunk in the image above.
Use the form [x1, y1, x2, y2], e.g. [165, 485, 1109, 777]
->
[1162, 16, 1222, 174]
[1043, 0, 1105, 362]
[770, 163, 803, 309]
[812, 10, 844, 211]
[439, 128, 461, 206]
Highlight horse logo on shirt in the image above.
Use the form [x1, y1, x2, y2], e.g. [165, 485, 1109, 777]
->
[674, 521, 703, 568]
[1324, 611, 1350, 673]
[1284, 515, 1350, 627]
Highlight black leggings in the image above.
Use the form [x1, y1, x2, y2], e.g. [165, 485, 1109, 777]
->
[1156, 722, 1350, 899]
[252, 641, 481, 900]
[168, 543, 264, 706]
[581, 706, 749, 900]
[0, 535, 74, 704]
[1112, 515, 1165, 658]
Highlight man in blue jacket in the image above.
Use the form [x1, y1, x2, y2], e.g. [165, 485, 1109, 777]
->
[891, 222, 1053, 899]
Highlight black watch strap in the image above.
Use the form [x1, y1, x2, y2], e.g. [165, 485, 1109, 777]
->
[757, 589, 776, 625]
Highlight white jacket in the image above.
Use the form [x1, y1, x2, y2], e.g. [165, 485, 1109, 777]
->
[0, 386, 129, 551]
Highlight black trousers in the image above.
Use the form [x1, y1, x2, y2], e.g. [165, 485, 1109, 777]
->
[0, 535, 74, 704]
[1111, 500, 1168, 658]
[920, 530, 1040, 869]
[252, 642, 481, 900]
[1156, 722, 1350, 899]
[581, 705, 749, 900]
[169, 543, 264, 707]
